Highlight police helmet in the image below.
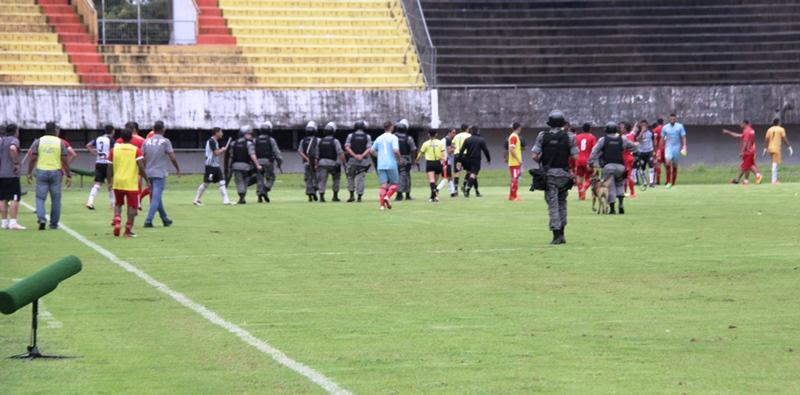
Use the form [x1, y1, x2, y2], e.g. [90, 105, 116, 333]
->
[395, 119, 409, 132]
[260, 121, 273, 135]
[354, 120, 367, 130]
[239, 125, 253, 136]
[603, 121, 618, 134]
[324, 121, 337, 135]
[305, 121, 317, 136]
[546, 110, 567, 128]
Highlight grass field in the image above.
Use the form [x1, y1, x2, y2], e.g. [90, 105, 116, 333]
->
[2, 166, 800, 394]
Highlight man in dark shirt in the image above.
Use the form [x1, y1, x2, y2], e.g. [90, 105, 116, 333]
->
[458, 126, 491, 198]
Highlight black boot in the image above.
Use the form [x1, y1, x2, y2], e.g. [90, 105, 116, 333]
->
[258, 195, 263, 203]
[559, 227, 566, 244]
[395, 194, 404, 201]
[405, 192, 414, 200]
[237, 194, 246, 204]
[347, 191, 355, 202]
[618, 196, 625, 214]
[357, 194, 362, 202]
[332, 191, 340, 202]
[263, 192, 270, 203]
[308, 194, 313, 202]
[312, 192, 318, 201]
[319, 193, 326, 202]
[609, 202, 616, 214]
[550, 230, 562, 245]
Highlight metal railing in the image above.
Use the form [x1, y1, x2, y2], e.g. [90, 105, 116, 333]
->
[100, 19, 197, 45]
[399, 0, 437, 88]
[75, 0, 98, 43]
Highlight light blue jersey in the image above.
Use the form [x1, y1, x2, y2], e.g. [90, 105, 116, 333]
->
[372, 133, 399, 170]
[662, 122, 686, 150]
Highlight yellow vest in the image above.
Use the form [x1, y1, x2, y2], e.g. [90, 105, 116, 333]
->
[36, 135, 62, 171]
[508, 133, 522, 166]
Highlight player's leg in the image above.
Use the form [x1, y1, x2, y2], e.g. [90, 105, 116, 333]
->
[87, 167, 103, 209]
[124, 191, 138, 237]
[771, 152, 781, 183]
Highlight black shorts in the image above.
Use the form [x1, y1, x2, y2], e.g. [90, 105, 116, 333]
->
[0, 178, 22, 201]
[638, 152, 654, 168]
[94, 163, 110, 183]
[204, 166, 224, 184]
[426, 161, 443, 175]
[465, 160, 481, 175]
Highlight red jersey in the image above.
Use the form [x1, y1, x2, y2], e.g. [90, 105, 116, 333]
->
[623, 132, 635, 162]
[575, 133, 597, 162]
[652, 125, 663, 150]
[117, 134, 145, 149]
[742, 126, 756, 154]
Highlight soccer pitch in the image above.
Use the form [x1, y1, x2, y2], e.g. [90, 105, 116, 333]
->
[2, 170, 800, 394]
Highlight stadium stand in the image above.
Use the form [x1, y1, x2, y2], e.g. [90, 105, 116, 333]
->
[421, 0, 800, 87]
[196, 0, 237, 45]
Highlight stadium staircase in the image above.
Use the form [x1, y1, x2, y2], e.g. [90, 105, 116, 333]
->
[420, 0, 800, 88]
[0, 0, 115, 89]
[196, 0, 237, 45]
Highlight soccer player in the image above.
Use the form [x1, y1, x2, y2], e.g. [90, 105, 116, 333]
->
[117, 121, 146, 205]
[652, 118, 664, 185]
[574, 123, 596, 199]
[108, 128, 148, 238]
[415, 129, 446, 202]
[763, 118, 793, 184]
[722, 120, 762, 185]
[636, 120, 656, 187]
[452, 124, 471, 196]
[85, 124, 115, 210]
[506, 122, 524, 201]
[659, 114, 687, 188]
[620, 122, 637, 198]
[27, 122, 71, 230]
[441, 128, 457, 196]
[194, 127, 233, 205]
[369, 121, 402, 210]
[0, 124, 25, 229]
[458, 126, 491, 198]
[142, 121, 181, 228]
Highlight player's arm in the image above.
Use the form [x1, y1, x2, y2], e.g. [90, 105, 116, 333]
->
[393, 148, 402, 165]
[415, 142, 425, 164]
[481, 141, 491, 165]
[782, 133, 793, 155]
[136, 157, 148, 185]
[722, 129, 742, 138]
[66, 146, 77, 165]
[86, 141, 97, 156]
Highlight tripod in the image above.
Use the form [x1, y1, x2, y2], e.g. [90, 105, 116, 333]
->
[9, 299, 81, 361]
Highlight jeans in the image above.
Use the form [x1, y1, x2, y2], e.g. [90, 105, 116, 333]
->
[35, 169, 62, 228]
[145, 177, 169, 224]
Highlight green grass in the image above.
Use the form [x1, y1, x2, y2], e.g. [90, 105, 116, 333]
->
[2, 167, 800, 394]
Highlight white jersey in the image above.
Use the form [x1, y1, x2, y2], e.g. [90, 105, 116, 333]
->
[91, 135, 112, 164]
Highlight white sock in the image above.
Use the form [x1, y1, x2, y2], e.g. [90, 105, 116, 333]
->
[195, 183, 207, 201]
[88, 184, 100, 204]
[219, 181, 230, 202]
[649, 169, 654, 183]
[772, 163, 778, 182]
[449, 180, 455, 193]
[1, 219, 8, 228]
[10, 219, 17, 227]
[108, 189, 115, 206]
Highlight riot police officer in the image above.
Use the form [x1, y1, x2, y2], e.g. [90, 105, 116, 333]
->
[297, 121, 320, 202]
[344, 119, 373, 202]
[531, 110, 579, 245]
[228, 126, 261, 204]
[316, 122, 347, 202]
[394, 119, 416, 201]
[254, 121, 283, 203]
[588, 121, 639, 214]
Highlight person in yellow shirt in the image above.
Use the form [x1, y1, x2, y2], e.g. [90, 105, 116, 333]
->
[108, 128, 148, 238]
[763, 118, 792, 184]
[415, 130, 446, 202]
[506, 122, 524, 201]
[27, 122, 70, 230]
[452, 124, 471, 196]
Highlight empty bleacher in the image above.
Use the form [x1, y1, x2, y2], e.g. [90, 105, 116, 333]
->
[421, 0, 800, 87]
[0, 0, 80, 86]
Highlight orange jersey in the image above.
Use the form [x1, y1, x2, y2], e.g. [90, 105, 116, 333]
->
[575, 133, 596, 162]
[623, 132, 635, 162]
[117, 134, 145, 149]
[742, 126, 756, 153]
[652, 125, 663, 149]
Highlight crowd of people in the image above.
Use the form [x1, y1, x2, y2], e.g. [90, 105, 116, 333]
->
[0, 113, 793, 243]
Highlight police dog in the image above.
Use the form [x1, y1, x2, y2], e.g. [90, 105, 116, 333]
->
[589, 173, 612, 214]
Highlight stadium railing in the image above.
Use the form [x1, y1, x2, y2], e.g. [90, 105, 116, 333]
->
[400, 0, 436, 87]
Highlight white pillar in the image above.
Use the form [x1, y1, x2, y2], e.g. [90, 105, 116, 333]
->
[430, 89, 441, 129]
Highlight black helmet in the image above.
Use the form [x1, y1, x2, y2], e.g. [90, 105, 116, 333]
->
[305, 121, 317, 136]
[546, 110, 566, 128]
[354, 120, 366, 130]
[395, 119, 409, 133]
[260, 121, 272, 135]
[603, 121, 618, 134]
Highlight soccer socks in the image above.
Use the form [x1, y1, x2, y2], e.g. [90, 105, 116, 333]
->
[379, 187, 387, 207]
[386, 184, 397, 199]
[649, 168, 654, 183]
[665, 166, 672, 185]
[112, 214, 121, 225]
[656, 166, 662, 183]
[474, 179, 480, 194]
[510, 179, 519, 198]
[454, 177, 460, 189]
[671, 166, 678, 185]
[772, 163, 778, 183]
[195, 183, 207, 202]
[429, 182, 437, 199]
[88, 184, 100, 205]
[219, 181, 231, 203]
[627, 175, 634, 194]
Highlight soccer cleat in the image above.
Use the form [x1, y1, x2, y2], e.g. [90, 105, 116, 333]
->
[429, 197, 439, 202]
[729, 179, 739, 184]
[113, 223, 121, 237]
[510, 197, 523, 202]
[193, 200, 204, 206]
[380, 205, 385, 211]
[665, 183, 673, 189]
[123, 232, 136, 238]
[475, 192, 483, 197]
[143, 223, 154, 228]
[629, 194, 637, 199]
[86, 204, 95, 210]
[743, 180, 749, 185]
[772, 181, 781, 184]
[10, 224, 26, 230]
[649, 183, 655, 187]
[755, 174, 763, 184]
[224, 201, 235, 205]
[383, 196, 392, 210]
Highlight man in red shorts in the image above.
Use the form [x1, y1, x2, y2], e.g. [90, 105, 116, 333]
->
[574, 123, 596, 200]
[652, 118, 664, 185]
[723, 120, 762, 185]
[108, 128, 148, 238]
[620, 122, 637, 198]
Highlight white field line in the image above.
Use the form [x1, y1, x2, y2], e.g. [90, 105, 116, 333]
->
[21, 201, 351, 395]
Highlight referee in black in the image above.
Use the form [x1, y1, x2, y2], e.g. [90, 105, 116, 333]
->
[458, 125, 491, 197]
